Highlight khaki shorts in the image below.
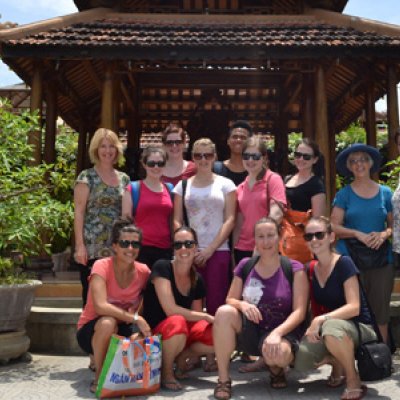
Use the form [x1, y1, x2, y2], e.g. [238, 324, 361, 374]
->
[359, 264, 394, 325]
[294, 318, 377, 372]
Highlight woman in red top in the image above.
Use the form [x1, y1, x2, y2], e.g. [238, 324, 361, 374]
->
[122, 146, 173, 268]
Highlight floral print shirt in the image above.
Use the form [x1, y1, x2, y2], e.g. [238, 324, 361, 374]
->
[75, 168, 130, 259]
[393, 180, 400, 253]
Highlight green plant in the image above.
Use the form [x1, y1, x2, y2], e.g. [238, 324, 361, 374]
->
[0, 256, 29, 285]
[0, 98, 76, 257]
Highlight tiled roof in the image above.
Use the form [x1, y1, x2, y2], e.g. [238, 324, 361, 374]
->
[7, 19, 400, 51]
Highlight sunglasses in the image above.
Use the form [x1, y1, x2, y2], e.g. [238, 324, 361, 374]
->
[193, 152, 214, 161]
[118, 240, 142, 249]
[303, 231, 327, 242]
[173, 240, 197, 250]
[146, 160, 166, 168]
[348, 157, 369, 166]
[294, 151, 313, 161]
[165, 139, 183, 146]
[242, 152, 262, 161]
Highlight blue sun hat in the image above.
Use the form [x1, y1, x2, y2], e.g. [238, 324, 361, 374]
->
[335, 143, 382, 177]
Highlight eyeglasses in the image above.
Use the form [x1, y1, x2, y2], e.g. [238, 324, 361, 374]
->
[165, 139, 183, 146]
[294, 151, 313, 161]
[118, 240, 142, 249]
[173, 240, 197, 250]
[348, 157, 369, 166]
[192, 152, 214, 161]
[303, 231, 327, 242]
[242, 152, 262, 161]
[230, 134, 248, 141]
[146, 160, 166, 168]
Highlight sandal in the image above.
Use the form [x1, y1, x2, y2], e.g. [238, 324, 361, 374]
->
[203, 360, 218, 373]
[89, 380, 98, 394]
[161, 380, 183, 391]
[341, 385, 367, 400]
[269, 368, 287, 389]
[174, 367, 190, 380]
[238, 360, 268, 373]
[326, 374, 346, 388]
[214, 379, 232, 400]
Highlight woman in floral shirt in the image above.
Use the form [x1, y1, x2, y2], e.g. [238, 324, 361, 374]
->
[74, 128, 130, 306]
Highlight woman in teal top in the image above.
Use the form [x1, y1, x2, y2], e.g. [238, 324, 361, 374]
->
[331, 143, 393, 344]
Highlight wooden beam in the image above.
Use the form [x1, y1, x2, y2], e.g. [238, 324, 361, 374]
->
[283, 81, 302, 114]
[365, 81, 376, 148]
[101, 64, 115, 129]
[29, 61, 43, 164]
[314, 64, 332, 207]
[302, 73, 315, 139]
[83, 60, 103, 92]
[387, 64, 400, 161]
[120, 81, 135, 113]
[44, 81, 57, 165]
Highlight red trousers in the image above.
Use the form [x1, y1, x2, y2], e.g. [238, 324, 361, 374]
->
[153, 315, 213, 347]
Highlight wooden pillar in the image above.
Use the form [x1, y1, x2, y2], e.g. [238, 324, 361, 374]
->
[29, 62, 43, 164]
[302, 73, 315, 139]
[101, 64, 115, 129]
[365, 81, 376, 148]
[314, 64, 332, 208]
[387, 64, 399, 161]
[44, 81, 57, 165]
[76, 119, 88, 176]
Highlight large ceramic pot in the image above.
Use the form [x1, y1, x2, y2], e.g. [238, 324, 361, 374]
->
[0, 280, 42, 332]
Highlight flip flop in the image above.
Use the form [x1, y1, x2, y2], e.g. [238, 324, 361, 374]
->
[89, 380, 98, 394]
[238, 362, 268, 373]
[341, 385, 367, 400]
[161, 380, 183, 391]
[326, 375, 346, 388]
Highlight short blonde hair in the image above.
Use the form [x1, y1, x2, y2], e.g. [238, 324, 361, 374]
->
[89, 128, 124, 165]
[192, 137, 216, 154]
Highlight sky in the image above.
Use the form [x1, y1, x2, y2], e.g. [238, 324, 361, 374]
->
[0, 0, 399, 111]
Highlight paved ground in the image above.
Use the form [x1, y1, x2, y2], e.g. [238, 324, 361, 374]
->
[0, 352, 400, 399]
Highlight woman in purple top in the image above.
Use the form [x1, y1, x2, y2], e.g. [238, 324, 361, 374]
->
[212, 217, 308, 400]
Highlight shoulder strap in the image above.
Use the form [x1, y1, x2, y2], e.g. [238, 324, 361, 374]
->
[164, 182, 174, 201]
[280, 255, 293, 288]
[181, 179, 189, 226]
[130, 181, 140, 216]
[213, 161, 224, 175]
[241, 256, 260, 283]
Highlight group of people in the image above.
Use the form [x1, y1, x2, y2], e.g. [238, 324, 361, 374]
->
[74, 122, 398, 400]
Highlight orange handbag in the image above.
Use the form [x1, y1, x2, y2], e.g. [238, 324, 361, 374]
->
[279, 209, 312, 264]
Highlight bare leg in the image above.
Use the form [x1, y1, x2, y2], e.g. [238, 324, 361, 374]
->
[161, 333, 186, 388]
[213, 305, 242, 383]
[324, 334, 364, 396]
[378, 323, 388, 344]
[91, 317, 118, 383]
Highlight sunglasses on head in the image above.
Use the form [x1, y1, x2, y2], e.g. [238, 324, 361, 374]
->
[192, 152, 214, 161]
[294, 151, 313, 161]
[165, 139, 183, 146]
[118, 240, 141, 249]
[303, 231, 327, 242]
[242, 152, 262, 161]
[146, 160, 166, 168]
[173, 240, 197, 250]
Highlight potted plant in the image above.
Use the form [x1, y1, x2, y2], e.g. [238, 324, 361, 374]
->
[0, 256, 42, 363]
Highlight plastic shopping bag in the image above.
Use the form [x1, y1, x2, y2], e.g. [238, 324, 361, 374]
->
[96, 334, 162, 398]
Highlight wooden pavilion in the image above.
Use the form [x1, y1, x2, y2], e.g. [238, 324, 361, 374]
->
[1, 0, 400, 202]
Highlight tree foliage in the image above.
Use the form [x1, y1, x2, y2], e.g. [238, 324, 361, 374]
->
[0, 99, 76, 257]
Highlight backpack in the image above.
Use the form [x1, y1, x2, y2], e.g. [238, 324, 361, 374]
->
[241, 255, 293, 287]
[130, 180, 174, 216]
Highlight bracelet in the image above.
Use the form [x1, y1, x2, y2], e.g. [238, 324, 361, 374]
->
[133, 312, 139, 324]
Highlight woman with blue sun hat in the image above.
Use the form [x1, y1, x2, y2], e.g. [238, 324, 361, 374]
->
[330, 143, 393, 344]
